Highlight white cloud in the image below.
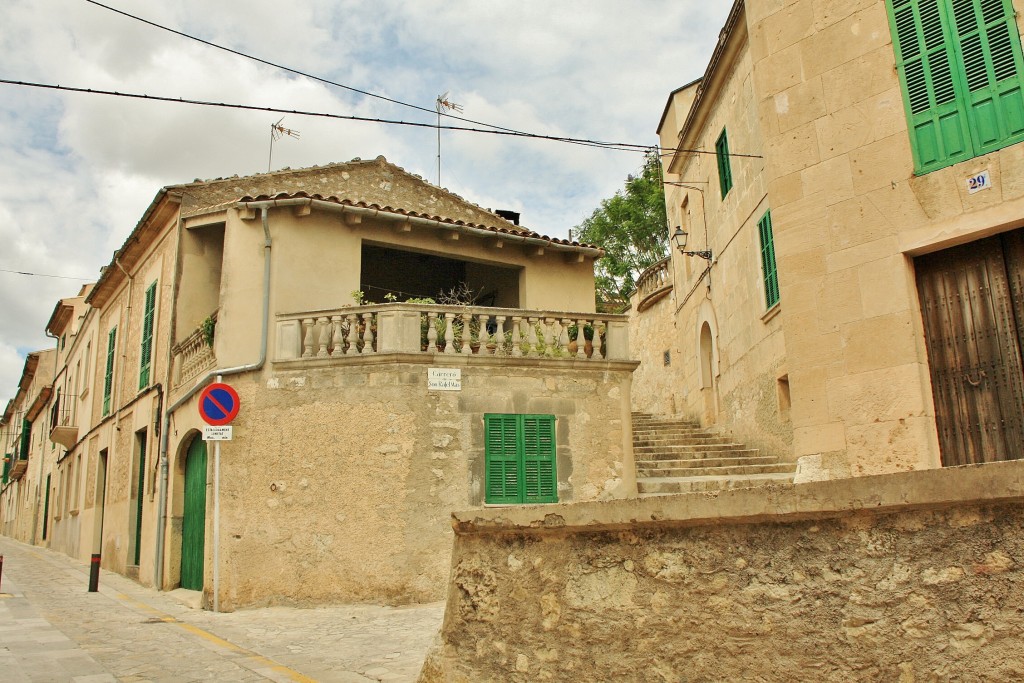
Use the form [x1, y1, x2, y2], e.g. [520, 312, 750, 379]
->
[0, 0, 730, 405]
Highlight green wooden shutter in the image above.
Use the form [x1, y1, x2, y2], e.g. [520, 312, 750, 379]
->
[181, 438, 207, 591]
[484, 414, 520, 504]
[2, 455, 10, 484]
[758, 210, 780, 309]
[103, 327, 116, 416]
[715, 129, 733, 198]
[133, 433, 147, 566]
[139, 281, 157, 389]
[19, 418, 31, 460]
[521, 415, 557, 503]
[888, 0, 1024, 172]
[951, 0, 1024, 153]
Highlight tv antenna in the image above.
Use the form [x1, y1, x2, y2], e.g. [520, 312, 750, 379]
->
[435, 92, 463, 186]
[268, 117, 301, 172]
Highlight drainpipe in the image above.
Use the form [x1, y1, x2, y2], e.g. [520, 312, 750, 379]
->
[153, 206, 273, 601]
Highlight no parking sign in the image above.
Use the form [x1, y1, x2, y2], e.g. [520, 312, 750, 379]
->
[198, 383, 240, 426]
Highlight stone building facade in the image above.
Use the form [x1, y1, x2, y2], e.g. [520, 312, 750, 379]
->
[0, 157, 638, 610]
[633, 0, 1024, 477]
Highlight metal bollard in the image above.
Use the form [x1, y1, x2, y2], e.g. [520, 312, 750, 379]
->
[0, 554, 3, 592]
[88, 554, 100, 592]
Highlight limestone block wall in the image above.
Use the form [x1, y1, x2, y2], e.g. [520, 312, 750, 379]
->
[211, 358, 637, 610]
[627, 287, 687, 418]
[422, 461, 1024, 682]
[748, 0, 1024, 475]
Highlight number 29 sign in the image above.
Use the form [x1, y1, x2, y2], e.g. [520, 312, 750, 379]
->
[966, 169, 991, 195]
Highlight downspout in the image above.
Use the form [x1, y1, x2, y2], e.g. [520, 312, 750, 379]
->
[154, 206, 273, 595]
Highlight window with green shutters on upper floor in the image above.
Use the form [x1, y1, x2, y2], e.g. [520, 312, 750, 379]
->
[484, 414, 557, 505]
[758, 210, 780, 310]
[715, 128, 733, 198]
[103, 326, 116, 416]
[887, 0, 1024, 174]
[139, 281, 157, 389]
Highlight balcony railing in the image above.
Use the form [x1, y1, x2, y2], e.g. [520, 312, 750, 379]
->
[275, 303, 630, 362]
[49, 404, 78, 449]
[635, 257, 672, 312]
[173, 312, 217, 387]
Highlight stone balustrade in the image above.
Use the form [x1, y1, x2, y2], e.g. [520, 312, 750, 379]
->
[172, 314, 217, 386]
[275, 304, 631, 362]
[634, 257, 672, 312]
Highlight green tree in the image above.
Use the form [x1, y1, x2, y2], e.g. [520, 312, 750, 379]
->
[575, 152, 668, 310]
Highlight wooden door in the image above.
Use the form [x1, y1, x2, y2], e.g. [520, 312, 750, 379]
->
[915, 232, 1024, 465]
[180, 438, 207, 591]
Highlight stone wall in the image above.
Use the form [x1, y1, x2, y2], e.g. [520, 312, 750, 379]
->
[208, 356, 637, 610]
[421, 461, 1024, 682]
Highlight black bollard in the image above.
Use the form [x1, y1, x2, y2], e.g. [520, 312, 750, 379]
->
[0, 554, 3, 592]
[88, 554, 100, 592]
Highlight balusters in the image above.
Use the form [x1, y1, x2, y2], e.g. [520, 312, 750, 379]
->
[460, 313, 473, 354]
[592, 320, 604, 360]
[558, 318, 571, 356]
[302, 318, 315, 358]
[317, 317, 331, 357]
[478, 314, 490, 355]
[494, 316, 507, 356]
[361, 313, 375, 354]
[427, 311, 438, 352]
[526, 317, 540, 357]
[345, 314, 359, 355]
[511, 316, 523, 357]
[443, 313, 456, 354]
[576, 318, 588, 359]
[330, 316, 344, 357]
[542, 318, 555, 357]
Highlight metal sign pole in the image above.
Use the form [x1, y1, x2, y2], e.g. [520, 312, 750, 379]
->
[213, 375, 222, 613]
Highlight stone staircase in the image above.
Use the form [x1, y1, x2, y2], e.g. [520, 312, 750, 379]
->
[632, 412, 796, 496]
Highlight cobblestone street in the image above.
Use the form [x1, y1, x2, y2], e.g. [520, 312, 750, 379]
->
[0, 537, 443, 682]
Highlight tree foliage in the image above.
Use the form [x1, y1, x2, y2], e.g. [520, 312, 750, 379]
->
[575, 152, 668, 310]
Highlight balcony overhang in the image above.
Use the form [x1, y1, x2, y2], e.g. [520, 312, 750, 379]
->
[9, 458, 27, 481]
[49, 424, 79, 449]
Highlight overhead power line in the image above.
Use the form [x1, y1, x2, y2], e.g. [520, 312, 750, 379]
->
[79, 0, 760, 159]
[0, 79, 763, 159]
[0, 268, 93, 281]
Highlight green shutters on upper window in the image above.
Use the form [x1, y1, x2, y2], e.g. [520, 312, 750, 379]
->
[19, 418, 31, 461]
[888, 0, 1024, 173]
[715, 128, 733, 198]
[484, 414, 557, 504]
[758, 210, 780, 309]
[139, 281, 157, 389]
[103, 326, 116, 416]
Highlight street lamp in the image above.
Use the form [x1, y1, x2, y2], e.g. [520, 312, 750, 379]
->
[671, 226, 712, 261]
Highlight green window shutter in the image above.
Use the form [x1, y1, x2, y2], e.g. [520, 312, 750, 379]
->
[19, 418, 31, 460]
[484, 414, 558, 504]
[521, 415, 557, 504]
[103, 326, 117, 416]
[715, 129, 733, 198]
[2, 454, 10, 484]
[139, 281, 157, 389]
[758, 210, 780, 309]
[887, 0, 1024, 173]
[950, 0, 1024, 153]
[484, 414, 520, 504]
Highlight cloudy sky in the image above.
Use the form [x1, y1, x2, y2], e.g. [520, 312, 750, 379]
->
[0, 0, 729, 406]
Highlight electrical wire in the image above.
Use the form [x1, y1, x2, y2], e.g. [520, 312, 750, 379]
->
[0, 78, 744, 155]
[79, 0, 761, 159]
[0, 268, 93, 281]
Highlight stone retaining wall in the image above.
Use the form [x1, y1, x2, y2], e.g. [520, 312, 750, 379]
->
[421, 461, 1024, 682]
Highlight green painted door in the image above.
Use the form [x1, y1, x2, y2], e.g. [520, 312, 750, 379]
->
[180, 438, 207, 591]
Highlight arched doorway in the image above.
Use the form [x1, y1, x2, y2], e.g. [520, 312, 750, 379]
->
[180, 436, 207, 591]
[699, 321, 718, 425]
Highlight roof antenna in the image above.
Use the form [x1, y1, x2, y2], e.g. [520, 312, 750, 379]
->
[435, 92, 463, 186]
[268, 117, 301, 173]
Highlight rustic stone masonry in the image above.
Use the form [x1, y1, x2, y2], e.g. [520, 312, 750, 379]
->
[633, 412, 795, 495]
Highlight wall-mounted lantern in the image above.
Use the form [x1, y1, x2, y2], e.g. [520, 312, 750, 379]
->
[671, 227, 712, 261]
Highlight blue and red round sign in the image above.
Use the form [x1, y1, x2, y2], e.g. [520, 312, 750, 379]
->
[198, 383, 240, 426]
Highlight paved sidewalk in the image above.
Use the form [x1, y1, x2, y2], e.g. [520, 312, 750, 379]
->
[0, 537, 444, 682]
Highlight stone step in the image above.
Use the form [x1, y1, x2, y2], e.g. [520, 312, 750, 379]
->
[634, 444, 755, 455]
[636, 455, 787, 470]
[634, 435, 735, 447]
[636, 472, 795, 495]
[637, 463, 796, 478]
